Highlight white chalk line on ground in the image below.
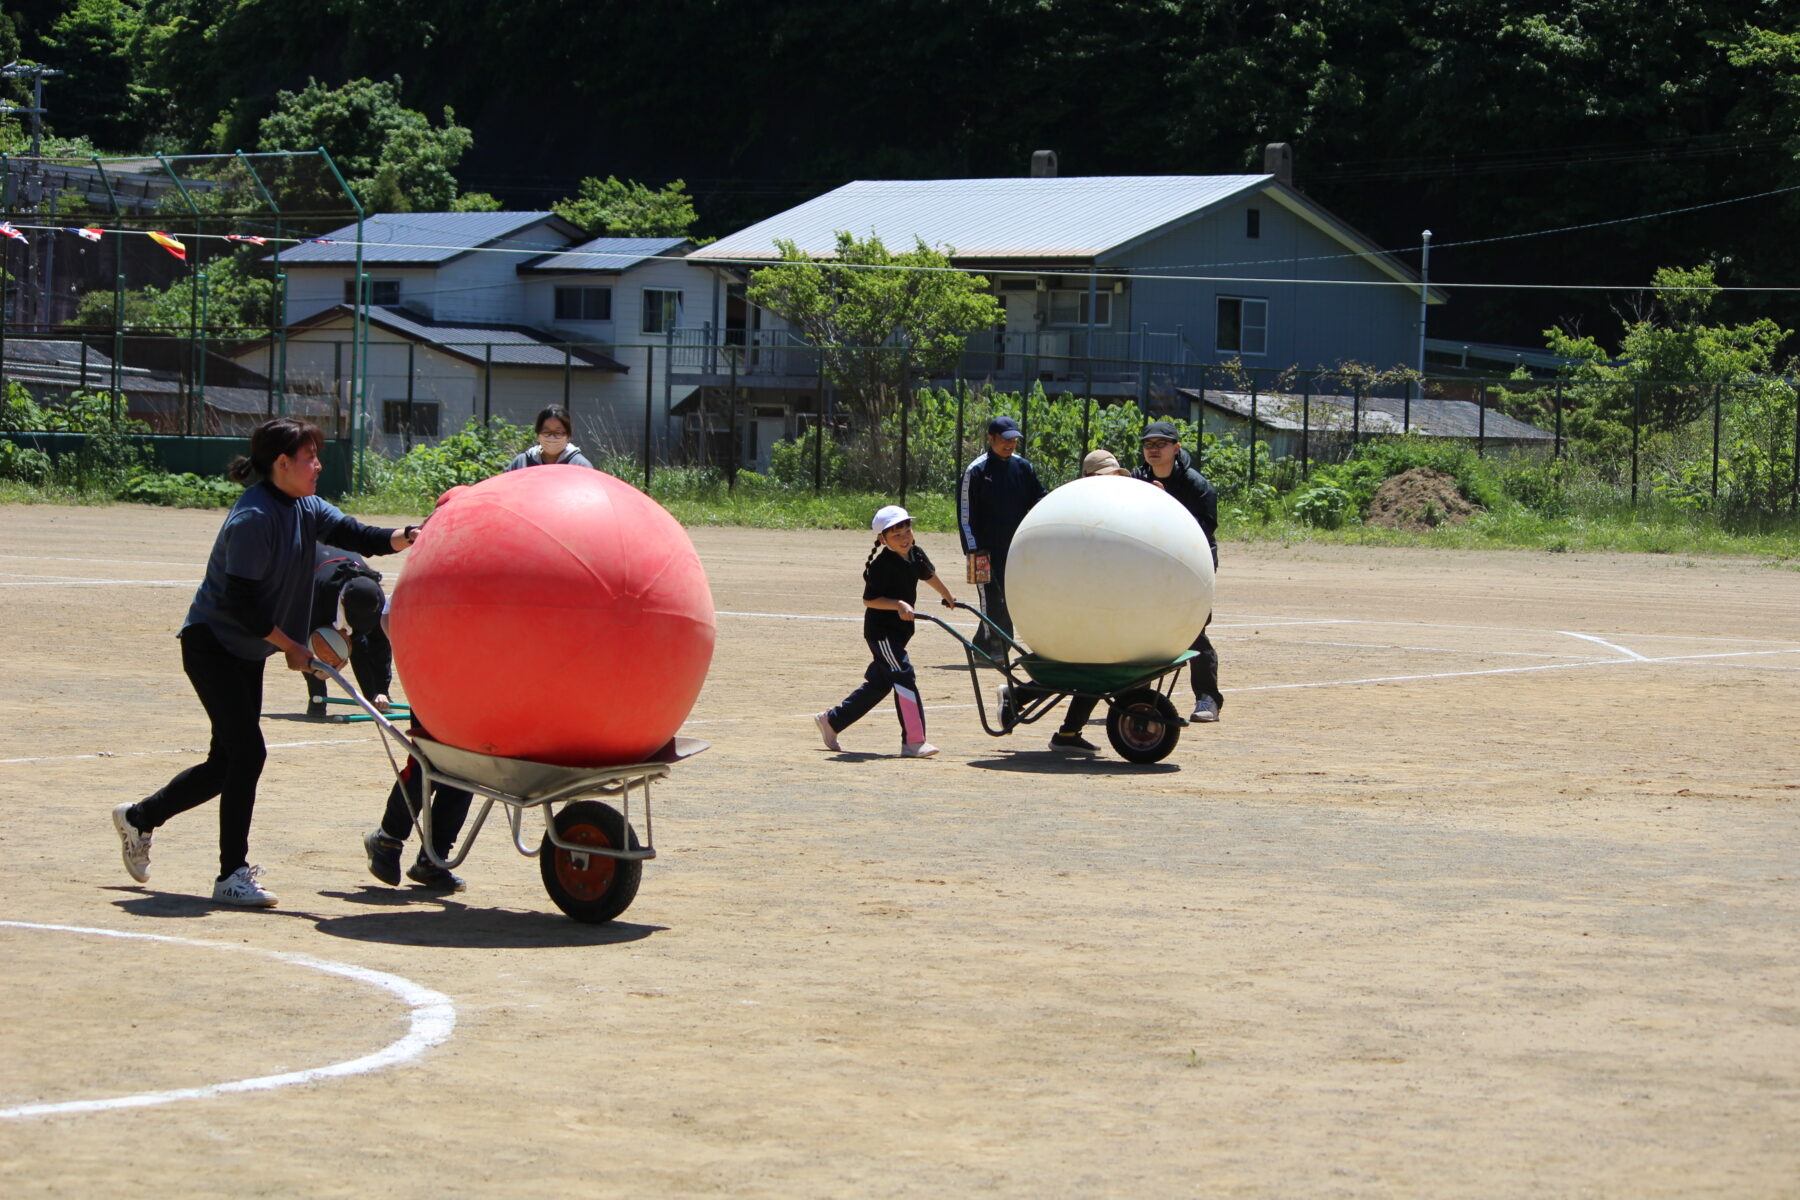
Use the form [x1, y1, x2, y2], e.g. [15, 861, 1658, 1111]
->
[0, 921, 455, 1120]
[1, 738, 365, 766]
[0, 553, 206, 569]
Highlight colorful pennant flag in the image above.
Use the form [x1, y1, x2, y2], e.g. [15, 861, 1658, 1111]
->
[68, 227, 104, 242]
[148, 230, 187, 261]
[0, 222, 27, 243]
[225, 234, 268, 246]
[302, 237, 335, 245]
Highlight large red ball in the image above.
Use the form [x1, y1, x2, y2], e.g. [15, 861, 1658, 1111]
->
[389, 466, 715, 766]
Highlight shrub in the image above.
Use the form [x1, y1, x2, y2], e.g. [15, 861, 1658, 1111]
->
[118, 470, 241, 508]
[0, 440, 52, 484]
[1291, 482, 1351, 528]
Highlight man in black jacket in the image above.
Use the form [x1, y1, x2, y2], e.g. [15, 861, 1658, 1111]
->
[1133, 420, 1223, 723]
[957, 415, 1047, 658]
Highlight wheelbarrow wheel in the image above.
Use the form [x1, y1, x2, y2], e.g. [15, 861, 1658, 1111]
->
[1106, 689, 1182, 764]
[540, 800, 642, 923]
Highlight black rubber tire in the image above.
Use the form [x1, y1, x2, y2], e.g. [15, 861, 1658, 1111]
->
[539, 800, 643, 923]
[1105, 689, 1182, 764]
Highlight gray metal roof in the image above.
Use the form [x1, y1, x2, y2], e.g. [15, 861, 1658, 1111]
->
[519, 237, 691, 273]
[348, 306, 627, 371]
[691, 176, 1272, 262]
[1187, 389, 1554, 441]
[275, 212, 578, 265]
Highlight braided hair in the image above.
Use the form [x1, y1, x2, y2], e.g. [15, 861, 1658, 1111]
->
[862, 534, 887, 581]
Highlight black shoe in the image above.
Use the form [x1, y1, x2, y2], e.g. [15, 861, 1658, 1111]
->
[1049, 731, 1099, 754]
[363, 830, 403, 886]
[996, 686, 1017, 728]
[307, 698, 328, 718]
[406, 854, 466, 892]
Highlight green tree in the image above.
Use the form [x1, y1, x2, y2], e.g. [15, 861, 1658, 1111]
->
[1546, 263, 1790, 431]
[37, 0, 165, 151]
[552, 176, 697, 237]
[748, 231, 1000, 418]
[254, 76, 472, 212]
[67, 252, 276, 332]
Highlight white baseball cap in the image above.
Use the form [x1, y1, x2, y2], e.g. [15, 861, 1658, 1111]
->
[871, 504, 913, 535]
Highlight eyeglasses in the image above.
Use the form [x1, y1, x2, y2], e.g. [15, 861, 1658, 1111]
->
[1142, 439, 1175, 450]
[539, 431, 569, 440]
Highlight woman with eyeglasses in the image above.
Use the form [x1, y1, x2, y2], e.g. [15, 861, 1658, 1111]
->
[505, 405, 594, 470]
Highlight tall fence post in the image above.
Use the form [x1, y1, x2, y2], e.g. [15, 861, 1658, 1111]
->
[643, 344, 655, 488]
[1710, 382, 1722, 501]
[1554, 381, 1564, 459]
[1301, 371, 1312, 477]
[1248, 376, 1259, 492]
[953, 375, 965, 482]
[727, 352, 738, 490]
[1631, 382, 1642, 506]
[483, 342, 493, 425]
[1403, 375, 1414, 434]
[813, 373, 825, 492]
[1477, 384, 1487, 458]
[1352, 379, 1363, 448]
[898, 345, 910, 506]
[404, 341, 416, 455]
[562, 343, 572, 411]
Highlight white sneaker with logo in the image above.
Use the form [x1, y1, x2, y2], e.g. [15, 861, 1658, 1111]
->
[112, 803, 152, 883]
[212, 864, 278, 908]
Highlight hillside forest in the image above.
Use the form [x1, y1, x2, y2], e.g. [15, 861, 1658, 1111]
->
[4, 0, 1800, 352]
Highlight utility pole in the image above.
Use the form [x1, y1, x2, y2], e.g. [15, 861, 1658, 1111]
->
[1416, 229, 1432, 380]
[1, 62, 66, 330]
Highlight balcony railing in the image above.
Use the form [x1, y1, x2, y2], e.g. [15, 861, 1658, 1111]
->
[668, 324, 1197, 386]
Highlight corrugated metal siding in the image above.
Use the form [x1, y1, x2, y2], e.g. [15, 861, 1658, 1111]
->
[692, 176, 1270, 261]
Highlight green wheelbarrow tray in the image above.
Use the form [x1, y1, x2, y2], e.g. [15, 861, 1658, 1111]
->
[919, 605, 1198, 763]
[1015, 650, 1198, 696]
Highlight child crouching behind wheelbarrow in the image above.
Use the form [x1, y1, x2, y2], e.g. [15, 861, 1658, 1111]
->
[814, 505, 958, 758]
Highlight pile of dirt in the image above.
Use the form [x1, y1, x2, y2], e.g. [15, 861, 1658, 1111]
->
[1365, 467, 1480, 532]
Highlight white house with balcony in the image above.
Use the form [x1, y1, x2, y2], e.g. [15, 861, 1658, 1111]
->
[231, 212, 706, 456]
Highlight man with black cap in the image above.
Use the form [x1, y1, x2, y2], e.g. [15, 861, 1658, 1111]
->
[957, 415, 1047, 658]
[305, 544, 392, 717]
[1133, 419, 1223, 723]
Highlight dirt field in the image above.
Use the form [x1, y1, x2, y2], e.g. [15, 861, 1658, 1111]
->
[2, 503, 1797, 1198]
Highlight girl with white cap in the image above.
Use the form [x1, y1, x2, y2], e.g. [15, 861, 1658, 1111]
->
[815, 505, 958, 758]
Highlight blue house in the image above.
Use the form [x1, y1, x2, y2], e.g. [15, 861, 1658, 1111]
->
[674, 154, 1445, 463]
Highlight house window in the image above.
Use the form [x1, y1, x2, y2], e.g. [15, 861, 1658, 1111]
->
[1246, 208, 1261, 239]
[344, 278, 401, 306]
[555, 286, 612, 321]
[382, 400, 439, 437]
[1047, 289, 1111, 327]
[1216, 297, 1268, 355]
[642, 288, 683, 334]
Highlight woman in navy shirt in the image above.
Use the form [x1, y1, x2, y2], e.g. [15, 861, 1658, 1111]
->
[111, 418, 417, 907]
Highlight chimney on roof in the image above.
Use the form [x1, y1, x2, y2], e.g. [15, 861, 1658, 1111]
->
[1030, 150, 1058, 178]
[1264, 142, 1293, 186]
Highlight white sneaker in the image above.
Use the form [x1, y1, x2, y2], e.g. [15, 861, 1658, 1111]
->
[1190, 697, 1220, 723]
[901, 741, 939, 758]
[213, 864, 278, 908]
[112, 802, 152, 882]
[814, 712, 841, 752]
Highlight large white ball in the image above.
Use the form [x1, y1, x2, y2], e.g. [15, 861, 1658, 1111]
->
[1007, 476, 1215, 663]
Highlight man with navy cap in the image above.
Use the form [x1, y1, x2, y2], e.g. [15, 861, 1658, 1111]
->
[957, 415, 1046, 659]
